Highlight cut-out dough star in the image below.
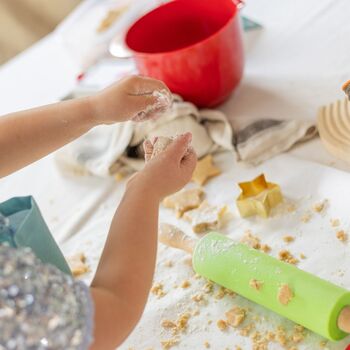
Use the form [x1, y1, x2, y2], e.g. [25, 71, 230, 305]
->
[184, 201, 227, 233]
[67, 252, 90, 277]
[163, 188, 205, 217]
[236, 174, 283, 218]
[192, 155, 221, 185]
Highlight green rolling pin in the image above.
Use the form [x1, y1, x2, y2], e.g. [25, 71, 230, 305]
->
[159, 223, 350, 341]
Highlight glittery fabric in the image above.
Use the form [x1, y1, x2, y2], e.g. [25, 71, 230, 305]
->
[0, 245, 94, 350]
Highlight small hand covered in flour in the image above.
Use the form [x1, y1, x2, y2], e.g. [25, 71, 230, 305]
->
[129, 133, 197, 199]
[89, 75, 172, 124]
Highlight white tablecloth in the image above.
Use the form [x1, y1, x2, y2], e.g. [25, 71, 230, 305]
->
[2, 0, 350, 349]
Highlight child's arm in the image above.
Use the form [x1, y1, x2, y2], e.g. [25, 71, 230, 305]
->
[0, 75, 170, 177]
[90, 133, 196, 350]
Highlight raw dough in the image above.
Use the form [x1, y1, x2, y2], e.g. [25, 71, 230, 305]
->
[192, 155, 221, 186]
[183, 201, 227, 233]
[163, 188, 204, 218]
[152, 136, 173, 158]
[67, 252, 89, 277]
[278, 284, 294, 305]
[225, 307, 246, 327]
[249, 279, 264, 291]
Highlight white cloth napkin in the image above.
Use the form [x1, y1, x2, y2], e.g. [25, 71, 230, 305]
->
[56, 96, 233, 177]
[232, 116, 318, 165]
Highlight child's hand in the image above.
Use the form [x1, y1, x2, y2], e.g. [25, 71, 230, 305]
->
[129, 133, 197, 199]
[90, 75, 172, 124]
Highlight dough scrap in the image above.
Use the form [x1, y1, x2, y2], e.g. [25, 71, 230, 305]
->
[67, 252, 90, 277]
[250, 279, 263, 291]
[192, 154, 221, 185]
[278, 250, 299, 265]
[181, 280, 191, 288]
[225, 307, 246, 327]
[240, 230, 261, 250]
[151, 136, 174, 158]
[336, 230, 348, 242]
[183, 201, 227, 233]
[312, 199, 328, 213]
[160, 338, 179, 349]
[282, 235, 295, 243]
[151, 283, 166, 298]
[330, 218, 340, 227]
[278, 284, 293, 305]
[217, 319, 227, 331]
[163, 188, 204, 217]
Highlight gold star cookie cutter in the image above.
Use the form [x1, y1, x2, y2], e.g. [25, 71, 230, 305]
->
[236, 174, 283, 218]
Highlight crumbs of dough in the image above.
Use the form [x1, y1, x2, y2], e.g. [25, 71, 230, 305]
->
[251, 331, 269, 350]
[151, 283, 166, 298]
[177, 313, 191, 332]
[161, 313, 190, 336]
[241, 231, 271, 254]
[312, 199, 328, 213]
[214, 286, 235, 299]
[181, 280, 191, 288]
[261, 244, 271, 253]
[320, 340, 328, 348]
[287, 204, 297, 212]
[250, 279, 263, 291]
[300, 212, 312, 223]
[225, 307, 246, 327]
[265, 332, 275, 341]
[194, 273, 202, 280]
[215, 286, 226, 299]
[278, 284, 293, 305]
[292, 325, 305, 343]
[192, 308, 200, 316]
[275, 326, 287, 346]
[336, 230, 348, 242]
[239, 323, 254, 336]
[241, 230, 261, 249]
[217, 319, 227, 331]
[161, 320, 177, 329]
[330, 218, 340, 227]
[299, 253, 306, 259]
[160, 338, 179, 349]
[282, 235, 295, 243]
[203, 281, 214, 294]
[204, 341, 210, 348]
[278, 250, 299, 265]
[192, 294, 204, 303]
[164, 260, 173, 267]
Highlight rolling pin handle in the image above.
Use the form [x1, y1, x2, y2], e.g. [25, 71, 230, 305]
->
[338, 306, 350, 333]
[159, 223, 197, 254]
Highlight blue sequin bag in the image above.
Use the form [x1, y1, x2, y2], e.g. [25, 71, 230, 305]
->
[0, 196, 71, 275]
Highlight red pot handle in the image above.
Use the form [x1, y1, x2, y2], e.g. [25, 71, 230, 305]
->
[109, 32, 133, 59]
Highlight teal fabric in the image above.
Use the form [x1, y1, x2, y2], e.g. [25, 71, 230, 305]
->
[0, 196, 71, 275]
[242, 16, 262, 31]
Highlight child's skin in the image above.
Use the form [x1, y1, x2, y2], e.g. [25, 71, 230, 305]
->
[0, 75, 197, 349]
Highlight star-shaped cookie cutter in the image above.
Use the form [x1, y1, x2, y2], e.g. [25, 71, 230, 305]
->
[236, 174, 283, 218]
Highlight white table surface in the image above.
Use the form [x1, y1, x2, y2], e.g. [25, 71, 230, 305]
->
[2, 0, 350, 348]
